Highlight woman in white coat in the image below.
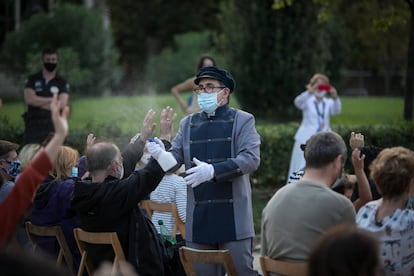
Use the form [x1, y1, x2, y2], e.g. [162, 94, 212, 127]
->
[287, 73, 341, 180]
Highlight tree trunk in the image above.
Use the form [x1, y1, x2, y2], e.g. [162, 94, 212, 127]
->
[404, 1, 414, 121]
[14, 0, 20, 30]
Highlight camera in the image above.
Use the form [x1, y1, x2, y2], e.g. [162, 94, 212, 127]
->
[317, 84, 331, 92]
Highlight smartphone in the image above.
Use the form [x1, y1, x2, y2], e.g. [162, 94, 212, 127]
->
[317, 84, 331, 92]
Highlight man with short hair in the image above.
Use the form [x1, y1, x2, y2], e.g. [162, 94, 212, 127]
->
[261, 131, 355, 262]
[23, 48, 70, 144]
[170, 66, 261, 275]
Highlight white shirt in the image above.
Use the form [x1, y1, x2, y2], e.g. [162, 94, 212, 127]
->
[357, 200, 414, 275]
[150, 174, 187, 235]
[294, 91, 341, 143]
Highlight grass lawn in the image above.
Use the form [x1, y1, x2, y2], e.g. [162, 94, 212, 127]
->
[0, 94, 410, 233]
[0, 95, 407, 130]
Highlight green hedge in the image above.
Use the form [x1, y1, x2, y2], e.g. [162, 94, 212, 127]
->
[1, 117, 413, 188]
[254, 122, 414, 189]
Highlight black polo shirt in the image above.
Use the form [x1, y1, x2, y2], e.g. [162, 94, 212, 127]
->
[24, 71, 70, 117]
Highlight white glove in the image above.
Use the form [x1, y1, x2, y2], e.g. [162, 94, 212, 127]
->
[146, 137, 165, 159]
[184, 157, 214, 188]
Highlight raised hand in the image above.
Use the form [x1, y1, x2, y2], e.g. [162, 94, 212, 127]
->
[349, 132, 364, 150]
[159, 106, 176, 141]
[140, 109, 156, 142]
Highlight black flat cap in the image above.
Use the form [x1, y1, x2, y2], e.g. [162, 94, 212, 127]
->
[194, 66, 236, 92]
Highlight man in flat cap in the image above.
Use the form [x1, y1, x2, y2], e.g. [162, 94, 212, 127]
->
[170, 66, 261, 275]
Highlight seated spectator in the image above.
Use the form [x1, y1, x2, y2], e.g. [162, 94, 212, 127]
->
[351, 145, 383, 202]
[18, 143, 42, 172]
[71, 107, 176, 275]
[261, 131, 355, 262]
[357, 146, 414, 275]
[308, 223, 382, 276]
[150, 160, 186, 241]
[287, 132, 373, 212]
[29, 145, 81, 271]
[0, 93, 69, 246]
[0, 140, 20, 203]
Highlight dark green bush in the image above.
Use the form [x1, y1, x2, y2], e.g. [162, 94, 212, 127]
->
[144, 30, 221, 93]
[252, 122, 414, 189]
[1, 117, 413, 188]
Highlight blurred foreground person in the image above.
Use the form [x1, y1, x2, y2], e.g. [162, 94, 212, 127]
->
[308, 223, 382, 276]
[0, 93, 69, 246]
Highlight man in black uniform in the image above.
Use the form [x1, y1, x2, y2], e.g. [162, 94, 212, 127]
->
[23, 48, 70, 144]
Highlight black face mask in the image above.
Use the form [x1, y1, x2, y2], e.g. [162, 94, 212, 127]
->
[43, 62, 57, 72]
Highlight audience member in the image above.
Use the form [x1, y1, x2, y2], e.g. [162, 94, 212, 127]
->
[171, 55, 216, 114]
[23, 48, 70, 144]
[17, 143, 42, 172]
[0, 93, 69, 246]
[71, 107, 176, 275]
[308, 223, 382, 276]
[29, 145, 81, 271]
[150, 162, 187, 240]
[288, 73, 341, 179]
[0, 140, 20, 203]
[351, 145, 383, 202]
[357, 146, 414, 275]
[170, 66, 261, 275]
[261, 131, 355, 262]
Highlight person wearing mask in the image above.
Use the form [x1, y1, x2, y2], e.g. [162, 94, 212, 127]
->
[71, 108, 178, 275]
[171, 55, 216, 114]
[0, 93, 69, 246]
[288, 73, 341, 179]
[0, 140, 21, 203]
[170, 66, 261, 275]
[23, 48, 70, 144]
[261, 132, 355, 263]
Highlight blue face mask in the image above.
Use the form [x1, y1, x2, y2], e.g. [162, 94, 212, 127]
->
[197, 90, 223, 114]
[1, 160, 21, 180]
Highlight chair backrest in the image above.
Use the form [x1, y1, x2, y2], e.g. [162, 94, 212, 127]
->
[179, 246, 237, 276]
[140, 200, 186, 239]
[260, 256, 308, 276]
[25, 221, 74, 273]
[73, 228, 126, 276]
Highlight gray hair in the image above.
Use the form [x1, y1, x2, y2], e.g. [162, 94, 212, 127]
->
[304, 132, 347, 169]
[86, 142, 119, 173]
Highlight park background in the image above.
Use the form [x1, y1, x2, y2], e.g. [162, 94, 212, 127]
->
[1, 0, 414, 231]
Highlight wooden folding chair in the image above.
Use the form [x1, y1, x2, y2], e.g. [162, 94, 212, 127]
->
[25, 221, 74, 273]
[179, 246, 237, 276]
[260, 256, 308, 276]
[73, 228, 126, 276]
[140, 200, 186, 239]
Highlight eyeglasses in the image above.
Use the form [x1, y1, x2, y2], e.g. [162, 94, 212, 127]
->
[194, 85, 225, 94]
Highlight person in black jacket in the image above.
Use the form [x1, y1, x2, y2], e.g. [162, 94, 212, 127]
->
[71, 107, 176, 276]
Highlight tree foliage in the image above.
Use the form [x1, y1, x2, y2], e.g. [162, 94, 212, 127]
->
[1, 3, 122, 95]
[217, 0, 347, 121]
[106, 0, 222, 75]
[144, 30, 221, 93]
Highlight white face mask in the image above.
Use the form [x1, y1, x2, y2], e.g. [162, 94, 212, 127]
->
[315, 91, 326, 98]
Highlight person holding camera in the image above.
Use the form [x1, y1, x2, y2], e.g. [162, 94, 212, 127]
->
[287, 73, 341, 179]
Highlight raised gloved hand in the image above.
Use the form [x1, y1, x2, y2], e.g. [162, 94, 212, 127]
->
[147, 137, 165, 159]
[184, 157, 214, 188]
